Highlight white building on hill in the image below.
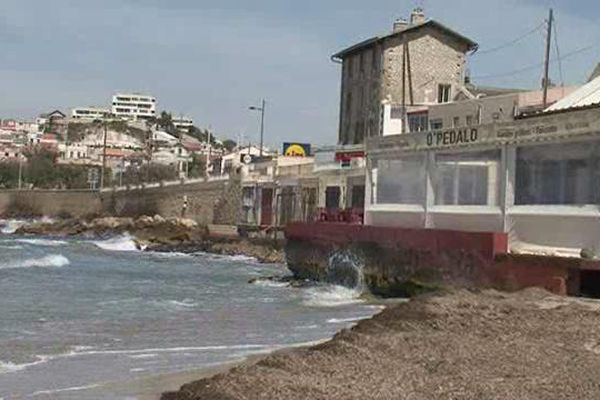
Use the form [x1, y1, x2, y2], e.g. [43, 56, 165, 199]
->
[112, 93, 156, 121]
[173, 116, 194, 132]
[71, 107, 111, 121]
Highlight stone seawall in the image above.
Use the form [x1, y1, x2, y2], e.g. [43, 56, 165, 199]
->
[0, 179, 241, 225]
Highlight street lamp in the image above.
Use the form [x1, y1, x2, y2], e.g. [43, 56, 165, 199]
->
[249, 99, 266, 157]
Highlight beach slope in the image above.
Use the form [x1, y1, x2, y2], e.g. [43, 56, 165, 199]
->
[163, 288, 600, 400]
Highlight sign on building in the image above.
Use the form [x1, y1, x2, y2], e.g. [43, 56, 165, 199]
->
[283, 143, 311, 157]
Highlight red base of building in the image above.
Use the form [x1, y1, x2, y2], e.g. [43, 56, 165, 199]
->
[285, 223, 600, 297]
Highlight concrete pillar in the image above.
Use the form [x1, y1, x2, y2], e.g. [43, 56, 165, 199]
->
[501, 145, 516, 234]
[424, 151, 435, 228]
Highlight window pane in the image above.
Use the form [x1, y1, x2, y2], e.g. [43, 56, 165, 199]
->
[376, 156, 426, 204]
[434, 150, 501, 206]
[516, 141, 600, 205]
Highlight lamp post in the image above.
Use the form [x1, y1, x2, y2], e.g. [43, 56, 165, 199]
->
[249, 99, 266, 157]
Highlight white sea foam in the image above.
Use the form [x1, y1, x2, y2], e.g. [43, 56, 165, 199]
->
[326, 316, 369, 324]
[0, 244, 23, 250]
[163, 299, 197, 309]
[93, 235, 142, 252]
[0, 219, 26, 234]
[0, 254, 70, 270]
[302, 285, 364, 308]
[30, 383, 101, 397]
[252, 279, 289, 288]
[128, 353, 158, 360]
[0, 355, 51, 374]
[72, 344, 270, 357]
[15, 238, 67, 247]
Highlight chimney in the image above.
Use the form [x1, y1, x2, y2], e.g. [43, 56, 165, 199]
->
[410, 7, 426, 25]
[393, 17, 409, 33]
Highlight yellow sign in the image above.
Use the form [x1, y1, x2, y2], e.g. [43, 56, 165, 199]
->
[283, 143, 311, 157]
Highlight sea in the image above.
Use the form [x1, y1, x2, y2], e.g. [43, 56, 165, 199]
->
[0, 220, 382, 399]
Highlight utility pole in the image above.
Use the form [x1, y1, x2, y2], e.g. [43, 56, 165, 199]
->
[100, 121, 108, 190]
[401, 41, 407, 133]
[17, 153, 23, 190]
[205, 127, 211, 179]
[259, 99, 265, 157]
[249, 100, 266, 157]
[542, 8, 553, 109]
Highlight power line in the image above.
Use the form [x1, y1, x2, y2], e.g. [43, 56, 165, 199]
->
[472, 41, 600, 80]
[473, 22, 546, 56]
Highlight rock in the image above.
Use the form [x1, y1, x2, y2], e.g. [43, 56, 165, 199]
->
[91, 217, 133, 230]
[135, 215, 154, 227]
[169, 217, 198, 229]
[153, 214, 166, 224]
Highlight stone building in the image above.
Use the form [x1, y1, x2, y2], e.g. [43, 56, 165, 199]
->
[332, 8, 478, 144]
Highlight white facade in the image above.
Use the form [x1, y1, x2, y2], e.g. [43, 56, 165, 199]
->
[71, 107, 111, 121]
[365, 107, 600, 258]
[173, 117, 194, 131]
[111, 93, 156, 120]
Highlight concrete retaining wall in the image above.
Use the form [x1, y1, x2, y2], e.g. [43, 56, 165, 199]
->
[0, 179, 241, 225]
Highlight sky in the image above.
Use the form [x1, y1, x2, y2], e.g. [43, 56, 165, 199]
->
[1, 0, 600, 147]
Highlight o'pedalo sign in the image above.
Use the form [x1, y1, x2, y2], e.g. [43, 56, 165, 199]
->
[426, 128, 479, 147]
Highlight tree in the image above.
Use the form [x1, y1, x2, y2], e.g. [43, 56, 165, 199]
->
[156, 111, 176, 135]
[222, 139, 237, 152]
[187, 154, 207, 178]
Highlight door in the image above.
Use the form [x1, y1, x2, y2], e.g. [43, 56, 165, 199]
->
[325, 186, 341, 209]
[261, 188, 274, 226]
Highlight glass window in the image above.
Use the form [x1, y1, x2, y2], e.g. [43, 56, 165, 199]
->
[408, 112, 429, 132]
[516, 141, 600, 205]
[453, 117, 460, 128]
[376, 156, 426, 204]
[433, 150, 501, 206]
[466, 115, 474, 126]
[438, 84, 451, 103]
[430, 119, 443, 130]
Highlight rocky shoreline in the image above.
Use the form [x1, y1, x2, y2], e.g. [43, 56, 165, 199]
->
[10, 216, 286, 264]
[162, 288, 600, 400]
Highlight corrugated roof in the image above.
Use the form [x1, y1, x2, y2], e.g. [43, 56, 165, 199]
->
[332, 20, 478, 60]
[546, 76, 600, 112]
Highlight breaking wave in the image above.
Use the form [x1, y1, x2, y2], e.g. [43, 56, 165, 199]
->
[302, 285, 364, 307]
[0, 355, 51, 374]
[0, 219, 26, 234]
[15, 238, 67, 247]
[0, 254, 70, 270]
[93, 235, 142, 252]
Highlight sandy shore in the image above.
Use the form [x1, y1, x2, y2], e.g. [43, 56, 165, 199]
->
[161, 288, 600, 400]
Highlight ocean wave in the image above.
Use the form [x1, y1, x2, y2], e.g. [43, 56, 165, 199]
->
[252, 279, 290, 288]
[326, 316, 369, 324]
[0, 254, 70, 270]
[0, 344, 271, 376]
[0, 219, 26, 234]
[15, 238, 67, 247]
[128, 353, 158, 360]
[162, 299, 198, 309]
[0, 355, 51, 374]
[93, 234, 142, 252]
[30, 383, 101, 397]
[302, 285, 364, 308]
[200, 252, 257, 263]
[0, 244, 23, 250]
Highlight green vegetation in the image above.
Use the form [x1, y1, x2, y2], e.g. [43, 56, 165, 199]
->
[121, 163, 179, 186]
[0, 147, 111, 190]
